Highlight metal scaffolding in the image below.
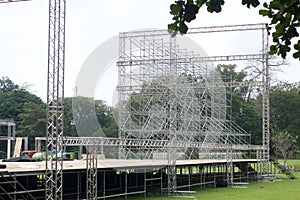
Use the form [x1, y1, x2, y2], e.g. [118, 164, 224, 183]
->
[117, 23, 270, 193]
[45, 1, 66, 200]
[86, 146, 98, 200]
[1, 0, 270, 195]
[0, 119, 16, 159]
[35, 136, 264, 150]
[1, 1, 67, 198]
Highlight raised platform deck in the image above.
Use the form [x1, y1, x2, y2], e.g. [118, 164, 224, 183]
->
[0, 158, 259, 173]
[0, 158, 264, 199]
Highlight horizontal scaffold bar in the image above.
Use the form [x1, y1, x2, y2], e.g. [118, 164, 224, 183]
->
[119, 23, 268, 38]
[117, 54, 265, 67]
[116, 80, 263, 91]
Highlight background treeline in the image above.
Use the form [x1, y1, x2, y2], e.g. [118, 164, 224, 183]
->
[0, 64, 299, 156]
[0, 76, 117, 151]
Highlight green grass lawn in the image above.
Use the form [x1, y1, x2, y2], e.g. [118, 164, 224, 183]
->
[142, 174, 300, 200]
[142, 160, 300, 200]
[194, 174, 300, 200]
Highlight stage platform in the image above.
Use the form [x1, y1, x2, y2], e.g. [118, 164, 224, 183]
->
[0, 158, 266, 199]
[0, 158, 259, 173]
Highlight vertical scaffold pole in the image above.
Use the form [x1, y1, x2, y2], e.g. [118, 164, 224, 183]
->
[261, 24, 270, 173]
[167, 36, 177, 196]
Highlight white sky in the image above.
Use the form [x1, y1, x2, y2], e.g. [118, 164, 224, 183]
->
[0, 0, 299, 105]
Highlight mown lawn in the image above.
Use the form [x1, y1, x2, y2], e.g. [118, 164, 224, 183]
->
[193, 174, 300, 200]
[143, 160, 300, 200]
[145, 175, 300, 200]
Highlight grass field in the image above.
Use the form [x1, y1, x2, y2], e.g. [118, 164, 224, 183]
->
[192, 174, 300, 200]
[141, 160, 300, 200]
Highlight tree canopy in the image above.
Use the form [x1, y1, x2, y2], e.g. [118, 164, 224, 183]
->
[0, 77, 19, 92]
[0, 77, 118, 151]
[269, 82, 300, 147]
[65, 97, 118, 138]
[0, 76, 299, 157]
[0, 85, 43, 122]
[216, 64, 262, 144]
[168, 0, 300, 59]
[17, 102, 46, 149]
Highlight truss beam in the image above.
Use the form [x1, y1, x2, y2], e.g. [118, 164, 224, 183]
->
[86, 146, 98, 200]
[0, 0, 67, 198]
[0, 0, 31, 3]
[45, 0, 66, 200]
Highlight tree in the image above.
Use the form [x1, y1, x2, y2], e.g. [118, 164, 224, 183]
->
[64, 97, 79, 137]
[0, 77, 44, 150]
[168, 0, 300, 59]
[70, 96, 117, 138]
[216, 64, 248, 98]
[0, 76, 19, 92]
[272, 131, 298, 165]
[0, 88, 43, 122]
[216, 64, 262, 144]
[269, 82, 300, 147]
[17, 102, 46, 149]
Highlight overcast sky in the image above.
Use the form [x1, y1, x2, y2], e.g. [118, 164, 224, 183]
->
[0, 0, 299, 105]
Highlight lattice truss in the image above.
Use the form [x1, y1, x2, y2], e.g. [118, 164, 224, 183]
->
[116, 26, 267, 160]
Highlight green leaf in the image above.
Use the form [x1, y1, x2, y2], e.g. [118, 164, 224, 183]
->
[269, 0, 282, 10]
[284, 39, 291, 46]
[263, 2, 269, 8]
[179, 22, 188, 34]
[206, 0, 224, 13]
[170, 4, 180, 15]
[272, 32, 280, 41]
[294, 41, 300, 50]
[259, 9, 270, 16]
[184, 4, 199, 22]
[196, 0, 208, 7]
[269, 45, 278, 55]
[168, 23, 176, 31]
[242, 0, 260, 8]
[286, 26, 299, 38]
[292, 51, 300, 59]
[279, 46, 287, 58]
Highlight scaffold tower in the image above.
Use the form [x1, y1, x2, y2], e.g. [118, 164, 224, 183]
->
[117, 23, 270, 192]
